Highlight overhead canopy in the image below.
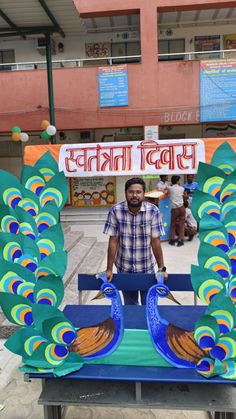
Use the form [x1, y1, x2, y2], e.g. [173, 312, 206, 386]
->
[0, 2, 235, 39]
[82, 7, 236, 33]
[0, 0, 86, 39]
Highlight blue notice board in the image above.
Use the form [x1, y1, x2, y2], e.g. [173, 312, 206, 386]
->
[200, 59, 236, 122]
[98, 65, 128, 108]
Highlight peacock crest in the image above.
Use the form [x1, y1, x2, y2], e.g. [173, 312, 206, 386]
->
[191, 142, 236, 379]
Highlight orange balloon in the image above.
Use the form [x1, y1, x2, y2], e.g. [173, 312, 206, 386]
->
[41, 120, 50, 130]
[12, 132, 21, 141]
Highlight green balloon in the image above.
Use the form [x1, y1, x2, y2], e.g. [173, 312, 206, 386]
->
[12, 126, 21, 133]
[41, 130, 51, 140]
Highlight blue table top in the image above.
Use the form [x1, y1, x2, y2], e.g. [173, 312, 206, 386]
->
[64, 304, 205, 330]
[27, 305, 236, 385]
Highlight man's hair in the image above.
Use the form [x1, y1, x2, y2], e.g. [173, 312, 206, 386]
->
[125, 177, 146, 192]
[184, 189, 190, 195]
[171, 175, 181, 185]
[160, 175, 167, 181]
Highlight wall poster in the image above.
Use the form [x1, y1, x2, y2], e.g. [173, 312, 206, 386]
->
[70, 176, 116, 207]
[85, 43, 110, 58]
[194, 35, 220, 59]
[200, 59, 236, 122]
[98, 65, 128, 107]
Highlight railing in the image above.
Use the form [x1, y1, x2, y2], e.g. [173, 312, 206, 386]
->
[0, 49, 236, 71]
[158, 48, 236, 61]
[0, 55, 142, 71]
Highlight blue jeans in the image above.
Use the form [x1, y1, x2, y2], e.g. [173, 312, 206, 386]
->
[122, 291, 148, 305]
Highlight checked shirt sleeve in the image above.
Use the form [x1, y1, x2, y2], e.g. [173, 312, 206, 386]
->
[103, 207, 119, 236]
[151, 206, 165, 238]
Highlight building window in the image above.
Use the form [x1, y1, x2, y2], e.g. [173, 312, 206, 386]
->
[0, 49, 15, 71]
[111, 41, 141, 64]
[158, 39, 185, 61]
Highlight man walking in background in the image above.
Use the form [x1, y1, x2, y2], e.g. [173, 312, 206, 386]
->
[168, 175, 185, 247]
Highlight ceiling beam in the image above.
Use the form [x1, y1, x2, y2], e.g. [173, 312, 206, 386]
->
[0, 9, 26, 39]
[0, 26, 58, 38]
[91, 18, 98, 29]
[38, 0, 65, 38]
[194, 10, 201, 21]
[176, 11, 182, 22]
[226, 8, 234, 18]
[212, 9, 220, 20]
[109, 16, 115, 27]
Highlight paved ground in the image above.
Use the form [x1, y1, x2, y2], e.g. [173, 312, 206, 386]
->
[0, 225, 210, 419]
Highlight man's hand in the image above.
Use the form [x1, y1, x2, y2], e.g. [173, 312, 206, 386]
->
[163, 271, 168, 282]
[106, 269, 113, 281]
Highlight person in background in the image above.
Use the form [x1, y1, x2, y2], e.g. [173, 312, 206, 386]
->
[183, 189, 192, 208]
[156, 175, 169, 192]
[103, 177, 167, 305]
[184, 201, 197, 241]
[168, 175, 185, 247]
[183, 174, 199, 196]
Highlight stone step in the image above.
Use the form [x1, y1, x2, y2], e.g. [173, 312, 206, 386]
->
[64, 231, 84, 252]
[78, 241, 107, 274]
[63, 236, 97, 287]
[61, 207, 108, 225]
[61, 222, 71, 235]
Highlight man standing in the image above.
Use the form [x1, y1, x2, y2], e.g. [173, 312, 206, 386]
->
[156, 175, 169, 192]
[103, 177, 167, 305]
[168, 175, 185, 247]
[183, 174, 199, 196]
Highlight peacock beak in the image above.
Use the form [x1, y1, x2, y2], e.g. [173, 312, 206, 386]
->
[91, 290, 104, 300]
[167, 291, 181, 305]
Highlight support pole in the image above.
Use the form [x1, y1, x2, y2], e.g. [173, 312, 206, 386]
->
[45, 33, 56, 144]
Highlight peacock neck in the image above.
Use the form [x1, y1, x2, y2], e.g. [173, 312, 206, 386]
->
[147, 287, 168, 332]
[111, 291, 123, 323]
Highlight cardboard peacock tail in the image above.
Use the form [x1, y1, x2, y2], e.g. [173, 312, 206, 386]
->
[0, 151, 82, 371]
[191, 142, 236, 379]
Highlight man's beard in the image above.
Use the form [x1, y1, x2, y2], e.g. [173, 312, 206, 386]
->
[128, 201, 142, 208]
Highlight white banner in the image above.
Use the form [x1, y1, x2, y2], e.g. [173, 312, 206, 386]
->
[59, 139, 205, 177]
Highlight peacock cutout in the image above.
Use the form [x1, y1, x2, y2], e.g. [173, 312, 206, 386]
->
[2, 142, 236, 379]
[69, 272, 124, 359]
[146, 283, 209, 368]
[0, 152, 124, 376]
[190, 142, 236, 379]
[145, 143, 236, 379]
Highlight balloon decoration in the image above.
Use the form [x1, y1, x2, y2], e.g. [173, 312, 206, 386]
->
[20, 133, 29, 143]
[46, 125, 57, 136]
[11, 126, 30, 143]
[11, 120, 57, 144]
[41, 131, 51, 140]
[41, 120, 50, 130]
[40, 120, 57, 142]
[12, 126, 21, 134]
[12, 132, 21, 142]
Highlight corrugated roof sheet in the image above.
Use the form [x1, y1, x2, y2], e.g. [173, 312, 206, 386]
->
[0, 0, 86, 38]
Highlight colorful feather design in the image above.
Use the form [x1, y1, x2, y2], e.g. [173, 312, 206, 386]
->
[192, 142, 236, 379]
[0, 153, 82, 372]
[0, 153, 124, 375]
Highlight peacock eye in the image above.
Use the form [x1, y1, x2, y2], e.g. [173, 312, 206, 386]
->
[105, 287, 113, 293]
[158, 288, 165, 294]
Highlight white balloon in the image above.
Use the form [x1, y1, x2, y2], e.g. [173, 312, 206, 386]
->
[46, 125, 57, 136]
[20, 132, 29, 142]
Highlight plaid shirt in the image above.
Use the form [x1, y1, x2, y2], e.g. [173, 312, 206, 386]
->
[103, 200, 165, 273]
